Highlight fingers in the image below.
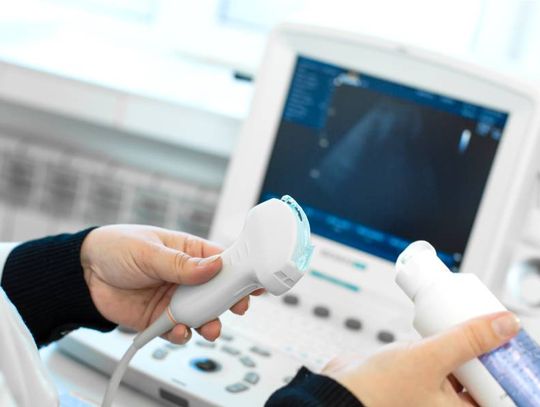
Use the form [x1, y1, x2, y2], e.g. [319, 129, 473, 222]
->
[230, 296, 250, 315]
[200, 242, 223, 258]
[162, 319, 222, 345]
[418, 311, 520, 375]
[165, 296, 252, 344]
[163, 319, 222, 344]
[230, 288, 265, 315]
[164, 324, 192, 344]
[196, 319, 222, 341]
[147, 244, 223, 285]
[141, 229, 225, 285]
[157, 229, 224, 258]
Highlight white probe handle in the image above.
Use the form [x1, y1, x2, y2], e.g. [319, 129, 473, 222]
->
[169, 241, 262, 328]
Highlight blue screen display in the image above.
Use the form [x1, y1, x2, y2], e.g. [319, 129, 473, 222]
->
[259, 56, 508, 270]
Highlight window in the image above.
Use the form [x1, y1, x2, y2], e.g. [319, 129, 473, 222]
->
[3, 1, 539, 81]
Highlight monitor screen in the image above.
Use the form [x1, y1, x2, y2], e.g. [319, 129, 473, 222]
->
[258, 56, 509, 271]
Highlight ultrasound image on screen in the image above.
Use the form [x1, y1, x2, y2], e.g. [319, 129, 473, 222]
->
[259, 56, 508, 270]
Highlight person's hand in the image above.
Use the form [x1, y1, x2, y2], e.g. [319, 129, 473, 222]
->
[80, 225, 262, 344]
[323, 311, 521, 406]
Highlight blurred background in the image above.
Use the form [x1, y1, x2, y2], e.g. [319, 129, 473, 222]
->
[0, 0, 539, 243]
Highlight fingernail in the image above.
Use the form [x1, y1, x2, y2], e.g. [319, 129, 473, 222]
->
[492, 313, 521, 339]
[184, 329, 189, 339]
[198, 254, 221, 266]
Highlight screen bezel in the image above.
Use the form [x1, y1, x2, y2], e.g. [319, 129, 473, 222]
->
[211, 23, 538, 286]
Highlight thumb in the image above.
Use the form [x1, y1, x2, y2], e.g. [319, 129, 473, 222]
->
[148, 245, 222, 285]
[418, 311, 521, 375]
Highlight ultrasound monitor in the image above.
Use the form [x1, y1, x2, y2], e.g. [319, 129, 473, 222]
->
[258, 56, 508, 272]
[212, 23, 539, 323]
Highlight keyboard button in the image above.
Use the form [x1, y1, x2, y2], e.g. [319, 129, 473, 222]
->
[191, 358, 221, 373]
[165, 343, 184, 350]
[377, 330, 395, 343]
[196, 340, 216, 348]
[152, 348, 168, 360]
[240, 356, 256, 368]
[244, 372, 260, 385]
[313, 305, 330, 318]
[250, 346, 271, 357]
[226, 383, 249, 393]
[222, 345, 241, 356]
[220, 333, 234, 341]
[283, 294, 299, 306]
[344, 318, 362, 331]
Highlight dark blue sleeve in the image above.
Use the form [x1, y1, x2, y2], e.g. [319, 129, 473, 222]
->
[266, 367, 364, 407]
[1, 228, 116, 347]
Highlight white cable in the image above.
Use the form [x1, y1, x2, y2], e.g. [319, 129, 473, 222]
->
[101, 344, 137, 407]
[101, 313, 174, 407]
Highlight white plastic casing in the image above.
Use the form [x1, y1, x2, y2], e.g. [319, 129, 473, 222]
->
[395, 241, 514, 407]
[169, 198, 305, 328]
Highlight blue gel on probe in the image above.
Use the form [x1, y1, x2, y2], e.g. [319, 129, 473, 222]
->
[280, 195, 314, 272]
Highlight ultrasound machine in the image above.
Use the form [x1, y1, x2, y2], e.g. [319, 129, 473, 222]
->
[59, 23, 540, 406]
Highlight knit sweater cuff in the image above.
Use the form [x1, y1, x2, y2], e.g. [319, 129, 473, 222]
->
[266, 366, 364, 407]
[1, 228, 117, 347]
